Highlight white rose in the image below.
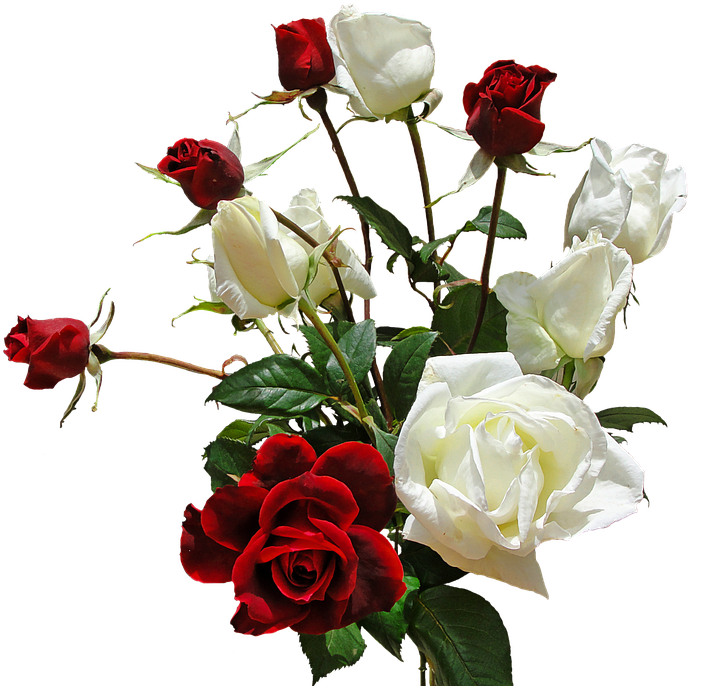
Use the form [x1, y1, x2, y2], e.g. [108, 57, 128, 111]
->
[213, 193, 375, 320]
[564, 138, 686, 264]
[494, 230, 632, 397]
[283, 189, 376, 305]
[213, 196, 308, 319]
[394, 353, 644, 597]
[328, 5, 435, 118]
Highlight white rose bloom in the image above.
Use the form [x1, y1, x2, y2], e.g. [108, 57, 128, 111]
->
[213, 193, 374, 320]
[328, 5, 435, 118]
[494, 230, 632, 397]
[283, 189, 376, 305]
[394, 353, 644, 597]
[564, 138, 686, 264]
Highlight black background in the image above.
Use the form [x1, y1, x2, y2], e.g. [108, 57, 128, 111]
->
[3, 6, 690, 685]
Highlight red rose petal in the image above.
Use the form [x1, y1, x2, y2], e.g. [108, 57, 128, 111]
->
[340, 525, 406, 627]
[180, 504, 239, 583]
[200, 485, 268, 551]
[312, 442, 396, 530]
[239, 434, 317, 490]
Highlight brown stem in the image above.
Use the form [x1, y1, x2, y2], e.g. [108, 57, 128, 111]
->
[93, 345, 227, 379]
[467, 166, 508, 353]
[406, 116, 436, 245]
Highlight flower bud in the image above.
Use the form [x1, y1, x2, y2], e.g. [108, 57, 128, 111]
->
[274, 18, 335, 91]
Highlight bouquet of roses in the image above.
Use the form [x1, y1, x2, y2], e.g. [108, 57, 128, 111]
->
[3, 5, 687, 686]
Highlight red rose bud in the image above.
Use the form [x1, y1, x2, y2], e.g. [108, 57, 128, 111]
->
[463, 60, 557, 158]
[157, 139, 244, 210]
[4, 316, 90, 390]
[274, 18, 335, 91]
[181, 434, 405, 635]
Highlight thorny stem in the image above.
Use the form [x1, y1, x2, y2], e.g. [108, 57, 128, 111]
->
[467, 166, 507, 353]
[420, 652, 427, 686]
[254, 318, 283, 355]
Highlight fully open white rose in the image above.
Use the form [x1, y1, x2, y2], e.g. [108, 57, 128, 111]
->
[394, 353, 644, 596]
[283, 189, 376, 305]
[328, 5, 435, 118]
[494, 230, 632, 397]
[564, 138, 686, 264]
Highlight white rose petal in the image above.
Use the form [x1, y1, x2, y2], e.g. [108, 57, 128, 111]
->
[565, 138, 687, 263]
[394, 353, 644, 597]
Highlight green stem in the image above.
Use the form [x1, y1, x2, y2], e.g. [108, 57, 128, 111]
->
[297, 298, 369, 427]
[254, 318, 283, 355]
[467, 166, 508, 353]
[420, 652, 427, 686]
[406, 115, 436, 245]
[561, 359, 575, 391]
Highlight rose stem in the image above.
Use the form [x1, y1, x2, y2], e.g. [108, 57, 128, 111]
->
[306, 88, 373, 321]
[561, 359, 575, 391]
[467, 166, 507, 354]
[254, 318, 283, 355]
[292, 88, 394, 430]
[419, 652, 427, 686]
[297, 297, 372, 437]
[406, 116, 435, 244]
[92, 345, 226, 379]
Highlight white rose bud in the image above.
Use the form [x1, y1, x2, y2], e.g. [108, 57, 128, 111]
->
[328, 5, 435, 118]
[564, 138, 686, 264]
[494, 230, 632, 397]
[394, 353, 644, 596]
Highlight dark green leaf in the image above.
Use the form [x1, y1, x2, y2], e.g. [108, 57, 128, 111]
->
[303, 424, 367, 456]
[408, 251, 443, 283]
[203, 437, 256, 490]
[207, 355, 328, 417]
[301, 322, 354, 376]
[326, 320, 377, 395]
[400, 541, 467, 589]
[368, 422, 399, 476]
[408, 586, 512, 686]
[432, 283, 507, 355]
[419, 235, 455, 263]
[337, 196, 413, 259]
[596, 407, 667, 432]
[359, 575, 420, 660]
[384, 332, 438, 421]
[299, 624, 366, 685]
[464, 206, 527, 240]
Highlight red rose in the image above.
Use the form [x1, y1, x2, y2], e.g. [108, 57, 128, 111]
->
[274, 18, 335, 91]
[4, 316, 90, 390]
[463, 60, 557, 158]
[181, 434, 405, 635]
[157, 139, 244, 210]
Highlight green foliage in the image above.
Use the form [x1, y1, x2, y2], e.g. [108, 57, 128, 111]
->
[301, 322, 354, 376]
[400, 541, 467, 589]
[367, 421, 399, 475]
[465, 206, 527, 239]
[171, 298, 232, 325]
[596, 406, 667, 431]
[326, 320, 377, 397]
[303, 424, 367, 456]
[299, 624, 366, 685]
[203, 436, 256, 490]
[134, 207, 215, 243]
[408, 586, 513, 686]
[432, 283, 508, 355]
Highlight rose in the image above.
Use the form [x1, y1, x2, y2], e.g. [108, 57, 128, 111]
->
[4, 316, 90, 389]
[274, 18, 335, 91]
[493, 230, 632, 397]
[283, 189, 376, 306]
[157, 138, 244, 210]
[394, 353, 644, 596]
[181, 434, 405, 635]
[564, 138, 687, 264]
[212, 191, 375, 320]
[328, 6, 434, 118]
[463, 60, 557, 158]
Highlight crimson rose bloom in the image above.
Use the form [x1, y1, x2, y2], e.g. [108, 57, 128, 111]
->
[181, 434, 405, 635]
[274, 18, 335, 91]
[157, 139, 244, 210]
[4, 316, 90, 389]
[463, 60, 557, 158]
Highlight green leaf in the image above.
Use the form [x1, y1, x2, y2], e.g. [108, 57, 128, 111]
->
[366, 421, 398, 476]
[432, 283, 507, 355]
[326, 320, 377, 395]
[596, 406, 667, 432]
[408, 586, 512, 686]
[203, 436, 256, 489]
[301, 322, 354, 375]
[243, 125, 319, 182]
[207, 355, 329, 417]
[303, 424, 367, 457]
[299, 624, 366, 685]
[136, 162, 181, 185]
[171, 298, 232, 324]
[337, 196, 413, 259]
[465, 206, 527, 239]
[384, 332, 438, 421]
[359, 575, 420, 660]
[400, 541, 467, 589]
[134, 207, 216, 244]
